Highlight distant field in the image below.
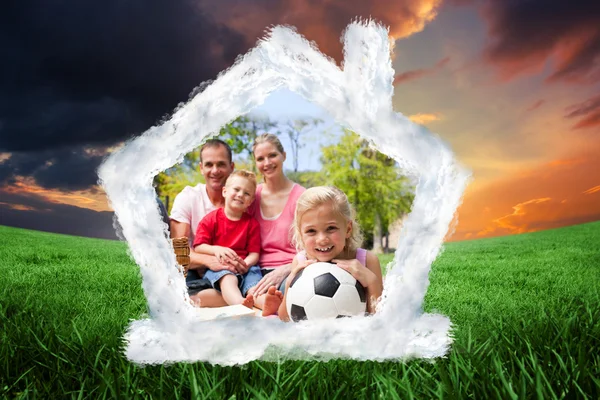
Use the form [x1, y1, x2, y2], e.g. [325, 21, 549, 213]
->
[1, 222, 599, 398]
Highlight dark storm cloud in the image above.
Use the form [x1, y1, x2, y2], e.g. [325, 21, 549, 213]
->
[1, 0, 248, 154]
[0, 146, 107, 191]
[0, 189, 119, 240]
[481, 0, 600, 84]
[0, 0, 250, 197]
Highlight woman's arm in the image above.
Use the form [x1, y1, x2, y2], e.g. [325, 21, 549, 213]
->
[252, 262, 293, 296]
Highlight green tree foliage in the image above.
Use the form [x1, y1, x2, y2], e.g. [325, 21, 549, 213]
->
[320, 129, 414, 252]
[286, 170, 324, 189]
[153, 149, 203, 213]
[219, 116, 279, 167]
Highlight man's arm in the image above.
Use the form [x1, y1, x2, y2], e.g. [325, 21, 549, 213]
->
[195, 244, 240, 265]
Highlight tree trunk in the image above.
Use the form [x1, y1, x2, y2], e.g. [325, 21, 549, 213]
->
[372, 212, 383, 254]
[384, 232, 389, 253]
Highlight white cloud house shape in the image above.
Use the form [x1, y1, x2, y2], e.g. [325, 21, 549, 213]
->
[98, 20, 471, 365]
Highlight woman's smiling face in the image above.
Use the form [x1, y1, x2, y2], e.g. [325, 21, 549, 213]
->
[253, 142, 285, 179]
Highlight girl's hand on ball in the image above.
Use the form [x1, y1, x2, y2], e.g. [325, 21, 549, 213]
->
[292, 259, 315, 275]
[332, 259, 376, 288]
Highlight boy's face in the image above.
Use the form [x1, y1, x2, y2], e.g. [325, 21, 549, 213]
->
[222, 176, 255, 213]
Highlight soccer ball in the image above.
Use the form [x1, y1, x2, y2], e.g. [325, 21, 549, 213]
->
[286, 262, 367, 322]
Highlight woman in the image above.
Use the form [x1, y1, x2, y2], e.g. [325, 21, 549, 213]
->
[247, 133, 305, 313]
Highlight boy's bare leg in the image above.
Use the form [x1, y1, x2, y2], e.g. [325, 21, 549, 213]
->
[253, 286, 283, 317]
[190, 289, 227, 308]
[220, 275, 254, 309]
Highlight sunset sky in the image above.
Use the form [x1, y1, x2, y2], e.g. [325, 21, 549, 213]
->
[1, 0, 599, 241]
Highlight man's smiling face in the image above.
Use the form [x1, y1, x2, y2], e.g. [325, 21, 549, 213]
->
[199, 144, 234, 194]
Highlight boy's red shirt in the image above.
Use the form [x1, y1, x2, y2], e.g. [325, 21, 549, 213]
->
[193, 208, 261, 259]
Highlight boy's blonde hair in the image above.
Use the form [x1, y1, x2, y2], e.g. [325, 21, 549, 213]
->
[225, 169, 257, 192]
[291, 186, 363, 253]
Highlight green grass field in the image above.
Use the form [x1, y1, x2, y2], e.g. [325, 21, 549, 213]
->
[1, 222, 599, 398]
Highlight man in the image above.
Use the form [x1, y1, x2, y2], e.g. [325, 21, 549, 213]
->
[169, 139, 247, 306]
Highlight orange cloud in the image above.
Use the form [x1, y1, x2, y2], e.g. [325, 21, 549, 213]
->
[477, 197, 551, 236]
[408, 113, 442, 125]
[451, 144, 600, 241]
[548, 158, 586, 167]
[525, 99, 544, 112]
[584, 185, 600, 195]
[572, 113, 600, 130]
[393, 56, 450, 85]
[199, 0, 443, 63]
[0, 202, 39, 212]
[4, 178, 111, 212]
[565, 94, 600, 130]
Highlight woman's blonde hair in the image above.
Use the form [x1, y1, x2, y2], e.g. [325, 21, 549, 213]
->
[252, 133, 285, 155]
[291, 186, 363, 253]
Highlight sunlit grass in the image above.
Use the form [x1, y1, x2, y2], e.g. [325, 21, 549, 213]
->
[1, 222, 599, 398]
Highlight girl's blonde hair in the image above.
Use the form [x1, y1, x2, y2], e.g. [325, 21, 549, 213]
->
[291, 186, 363, 253]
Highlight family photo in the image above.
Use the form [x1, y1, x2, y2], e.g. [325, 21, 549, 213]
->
[158, 114, 408, 321]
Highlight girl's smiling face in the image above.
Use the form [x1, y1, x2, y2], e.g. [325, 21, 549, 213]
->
[300, 202, 352, 262]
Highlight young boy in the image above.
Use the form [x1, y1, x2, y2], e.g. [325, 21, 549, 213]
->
[193, 170, 261, 309]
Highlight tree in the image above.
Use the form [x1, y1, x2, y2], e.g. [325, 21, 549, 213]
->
[285, 118, 323, 173]
[153, 150, 203, 213]
[219, 116, 279, 170]
[320, 129, 414, 253]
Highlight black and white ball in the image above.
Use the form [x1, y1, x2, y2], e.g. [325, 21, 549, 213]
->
[286, 262, 367, 322]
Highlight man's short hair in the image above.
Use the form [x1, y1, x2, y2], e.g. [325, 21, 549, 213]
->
[199, 139, 233, 164]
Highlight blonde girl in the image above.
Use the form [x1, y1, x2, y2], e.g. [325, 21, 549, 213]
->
[274, 186, 384, 320]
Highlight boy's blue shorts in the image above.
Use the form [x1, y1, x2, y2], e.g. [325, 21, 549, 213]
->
[204, 266, 263, 296]
[186, 267, 287, 296]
